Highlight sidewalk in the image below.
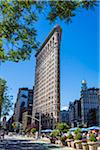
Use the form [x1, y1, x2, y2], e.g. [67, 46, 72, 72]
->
[4, 136, 76, 150]
[5, 135, 35, 141]
[34, 138, 76, 150]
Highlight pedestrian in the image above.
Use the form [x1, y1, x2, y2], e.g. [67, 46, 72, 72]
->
[0, 128, 5, 141]
[87, 131, 90, 141]
[82, 132, 87, 142]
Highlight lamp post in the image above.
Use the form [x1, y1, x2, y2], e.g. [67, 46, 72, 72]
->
[26, 113, 41, 138]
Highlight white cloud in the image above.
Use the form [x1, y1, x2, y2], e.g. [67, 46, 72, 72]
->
[61, 105, 68, 111]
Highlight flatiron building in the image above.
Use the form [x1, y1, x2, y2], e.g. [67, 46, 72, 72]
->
[32, 25, 62, 129]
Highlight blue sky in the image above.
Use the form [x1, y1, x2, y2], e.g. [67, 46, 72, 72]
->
[0, 5, 99, 115]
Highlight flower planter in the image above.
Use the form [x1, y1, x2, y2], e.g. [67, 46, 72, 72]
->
[71, 140, 76, 148]
[75, 140, 82, 149]
[61, 140, 67, 146]
[67, 139, 73, 147]
[82, 142, 89, 150]
[55, 140, 62, 145]
[50, 138, 56, 144]
[88, 142, 99, 150]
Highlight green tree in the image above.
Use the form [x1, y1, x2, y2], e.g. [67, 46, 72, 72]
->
[74, 128, 82, 134]
[0, 0, 97, 62]
[0, 1, 44, 62]
[31, 127, 37, 135]
[89, 133, 97, 142]
[0, 78, 6, 119]
[47, 0, 96, 23]
[50, 129, 60, 137]
[67, 133, 73, 139]
[0, 78, 13, 120]
[56, 122, 69, 133]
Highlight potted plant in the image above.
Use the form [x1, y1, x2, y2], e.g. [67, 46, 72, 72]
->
[49, 133, 56, 144]
[70, 135, 76, 148]
[56, 123, 69, 133]
[87, 133, 98, 150]
[66, 133, 73, 147]
[55, 123, 69, 146]
[49, 130, 60, 144]
[74, 128, 82, 149]
[82, 133, 89, 150]
[82, 142, 89, 150]
[60, 135, 67, 146]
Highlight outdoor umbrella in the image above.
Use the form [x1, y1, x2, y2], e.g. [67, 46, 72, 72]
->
[41, 129, 52, 133]
[41, 130, 45, 133]
[88, 126, 100, 130]
[69, 127, 78, 131]
[81, 128, 88, 132]
[45, 129, 52, 133]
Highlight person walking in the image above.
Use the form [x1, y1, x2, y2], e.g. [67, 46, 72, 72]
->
[0, 126, 5, 141]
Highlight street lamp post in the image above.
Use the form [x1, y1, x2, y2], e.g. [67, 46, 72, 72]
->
[26, 113, 41, 138]
[39, 112, 41, 137]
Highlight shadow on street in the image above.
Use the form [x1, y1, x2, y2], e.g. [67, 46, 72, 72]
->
[0, 139, 64, 150]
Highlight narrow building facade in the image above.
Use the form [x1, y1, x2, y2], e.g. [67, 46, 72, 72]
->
[32, 25, 62, 129]
[14, 87, 33, 128]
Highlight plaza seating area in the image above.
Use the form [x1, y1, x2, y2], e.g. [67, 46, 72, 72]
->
[42, 126, 100, 150]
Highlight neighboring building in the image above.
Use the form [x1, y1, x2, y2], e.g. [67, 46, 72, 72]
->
[32, 25, 62, 129]
[68, 100, 81, 127]
[81, 80, 100, 126]
[68, 102, 75, 127]
[74, 99, 81, 127]
[14, 88, 29, 123]
[14, 88, 33, 127]
[97, 103, 100, 126]
[60, 110, 69, 125]
[22, 88, 34, 130]
[67, 80, 100, 127]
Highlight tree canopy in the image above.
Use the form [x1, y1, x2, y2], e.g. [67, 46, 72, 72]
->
[0, 1, 44, 62]
[56, 122, 69, 133]
[0, 0, 97, 62]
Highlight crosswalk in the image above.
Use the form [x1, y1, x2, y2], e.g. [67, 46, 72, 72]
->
[0, 136, 77, 150]
[0, 140, 47, 150]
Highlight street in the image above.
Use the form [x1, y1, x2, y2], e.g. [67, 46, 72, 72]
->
[0, 135, 75, 150]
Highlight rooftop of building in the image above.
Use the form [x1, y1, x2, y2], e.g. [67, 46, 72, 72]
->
[19, 88, 29, 91]
[60, 110, 68, 112]
[88, 87, 99, 91]
[81, 80, 87, 84]
[35, 25, 62, 57]
[74, 99, 80, 104]
[18, 88, 33, 92]
[81, 87, 99, 92]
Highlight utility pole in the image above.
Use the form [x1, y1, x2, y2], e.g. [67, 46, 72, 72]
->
[39, 112, 41, 137]
[26, 113, 41, 138]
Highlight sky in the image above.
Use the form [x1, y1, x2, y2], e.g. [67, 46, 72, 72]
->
[0, 4, 99, 116]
